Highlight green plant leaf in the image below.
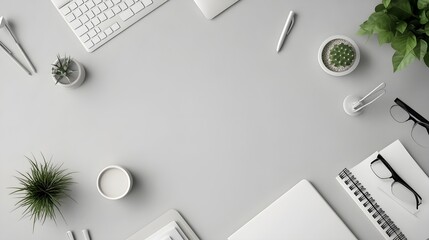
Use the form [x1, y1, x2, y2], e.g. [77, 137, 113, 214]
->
[414, 39, 428, 60]
[376, 3, 386, 12]
[424, 52, 429, 67]
[396, 21, 408, 33]
[420, 10, 429, 24]
[392, 32, 417, 53]
[383, 0, 391, 8]
[359, 21, 374, 35]
[390, 0, 413, 19]
[418, 0, 429, 9]
[378, 30, 395, 44]
[369, 12, 394, 33]
[425, 23, 429, 36]
[393, 50, 415, 71]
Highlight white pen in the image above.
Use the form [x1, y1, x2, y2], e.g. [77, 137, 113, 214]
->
[82, 229, 91, 240]
[276, 10, 295, 52]
[66, 231, 75, 240]
[0, 41, 31, 75]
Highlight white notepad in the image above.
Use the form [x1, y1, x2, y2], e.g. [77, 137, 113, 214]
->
[228, 179, 356, 240]
[337, 140, 429, 240]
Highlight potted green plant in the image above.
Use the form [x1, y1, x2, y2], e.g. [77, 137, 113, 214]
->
[359, 0, 429, 72]
[318, 35, 361, 76]
[52, 55, 86, 88]
[10, 154, 74, 230]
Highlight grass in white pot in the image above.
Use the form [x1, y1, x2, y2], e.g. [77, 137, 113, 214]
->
[10, 154, 74, 230]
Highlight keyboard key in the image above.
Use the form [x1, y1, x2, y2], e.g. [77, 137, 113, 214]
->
[105, 0, 114, 8]
[70, 19, 82, 29]
[60, 6, 71, 15]
[81, 34, 90, 42]
[111, 22, 120, 31]
[112, 0, 121, 4]
[91, 17, 101, 26]
[85, 21, 94, 29]
[131, 2, 144, 13]
[98, 32, 107, 39]
[94, 0, 102, 4]
[88, 29, 97, 37]
[69, 2, 78, 10]
[92, 7, 101, 15]
[80, 5, 89, 12]
[119, 8, 134, 21]
[75, 25, 89, 36]
[74, 8, 83, 17]
[84, 40, 94, 49]
[99, 2, 108, 11]
[142, 0, 152, 7]
[125, 0, 134, 7]
[86, 1, 95, 9]
[76, 0, 84, 5]
[99, 13, 107, 22]
[104, 27, 113, 35]
[119, 2, 127, 10]
[112, 5, 122, 14]
[92, 36, 101, 44]
[80, 14, 90, 23]
[87, 10, 95, 18]
[105, 9, 115, 18]
[65, 13, 76, 22]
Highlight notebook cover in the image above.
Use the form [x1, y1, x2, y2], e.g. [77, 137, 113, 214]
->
[228, 179, 356, 240]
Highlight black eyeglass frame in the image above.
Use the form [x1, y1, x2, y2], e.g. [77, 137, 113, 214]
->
[390, 98, 429, 147]
[370, 154, 422, 210]
[391, 98, 429, 128]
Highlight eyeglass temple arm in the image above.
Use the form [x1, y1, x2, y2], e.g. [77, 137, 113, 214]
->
[394, 98, 429, 124]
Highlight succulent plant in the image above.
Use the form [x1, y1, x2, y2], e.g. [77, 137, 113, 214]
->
[52, 55, 74, 84]
[329, 43, 355, 67]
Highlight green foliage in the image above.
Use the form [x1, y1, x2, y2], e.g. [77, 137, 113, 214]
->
[52, 55, 74, 84]
[10, 154, 74, 231]
[329, 43, 355, 67]
[359, 0, 429, 71]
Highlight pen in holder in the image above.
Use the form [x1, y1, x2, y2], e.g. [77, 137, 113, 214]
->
[343, 82, 386, 116]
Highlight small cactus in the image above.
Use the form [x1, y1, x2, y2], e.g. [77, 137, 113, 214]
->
[329, 43, 355, 67]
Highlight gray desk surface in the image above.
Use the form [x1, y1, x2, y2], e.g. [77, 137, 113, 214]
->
[1, 0, 429, 239]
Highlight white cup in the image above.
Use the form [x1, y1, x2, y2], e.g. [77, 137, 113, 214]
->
[97, 165, 133, 200]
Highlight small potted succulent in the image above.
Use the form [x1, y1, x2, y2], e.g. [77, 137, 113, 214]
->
[318, 35, 361, 76]
[10, 154, 74, 230]
[52, 55, 86, 88]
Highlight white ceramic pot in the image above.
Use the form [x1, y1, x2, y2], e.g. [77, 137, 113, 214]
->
[52, 58, 86, 88]
[318, 35, 360, 77]
[97, 165, 133, 200]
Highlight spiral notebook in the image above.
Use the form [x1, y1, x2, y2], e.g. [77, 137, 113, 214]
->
[336, 140, 429, 240]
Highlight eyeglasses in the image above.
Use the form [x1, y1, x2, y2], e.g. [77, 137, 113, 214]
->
[390, 98, 429, 148]
[370, 154, 422, 210]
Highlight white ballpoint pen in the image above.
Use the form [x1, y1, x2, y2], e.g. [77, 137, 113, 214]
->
[276, 11, 295, 52]
[0, 41, 31, 75]
[0, 16, 36, 73]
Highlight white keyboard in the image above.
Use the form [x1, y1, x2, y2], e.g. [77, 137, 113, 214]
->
[51, 0, 168, 52]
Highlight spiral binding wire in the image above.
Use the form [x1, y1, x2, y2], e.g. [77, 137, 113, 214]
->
[339, 168, 407, 240]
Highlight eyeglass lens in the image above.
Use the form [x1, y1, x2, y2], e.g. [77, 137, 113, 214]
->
[412, 123, 429, 147]
[390, 105, 429, 147]
[391, 181, 419, 206]
[371, 159, 392, 179]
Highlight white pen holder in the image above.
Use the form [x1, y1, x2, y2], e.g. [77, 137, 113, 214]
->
[343, 95, 364, 116]
[343, 82, 386, 117]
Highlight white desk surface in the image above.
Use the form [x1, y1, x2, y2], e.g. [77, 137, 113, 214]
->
[1, 0, 429, 239]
